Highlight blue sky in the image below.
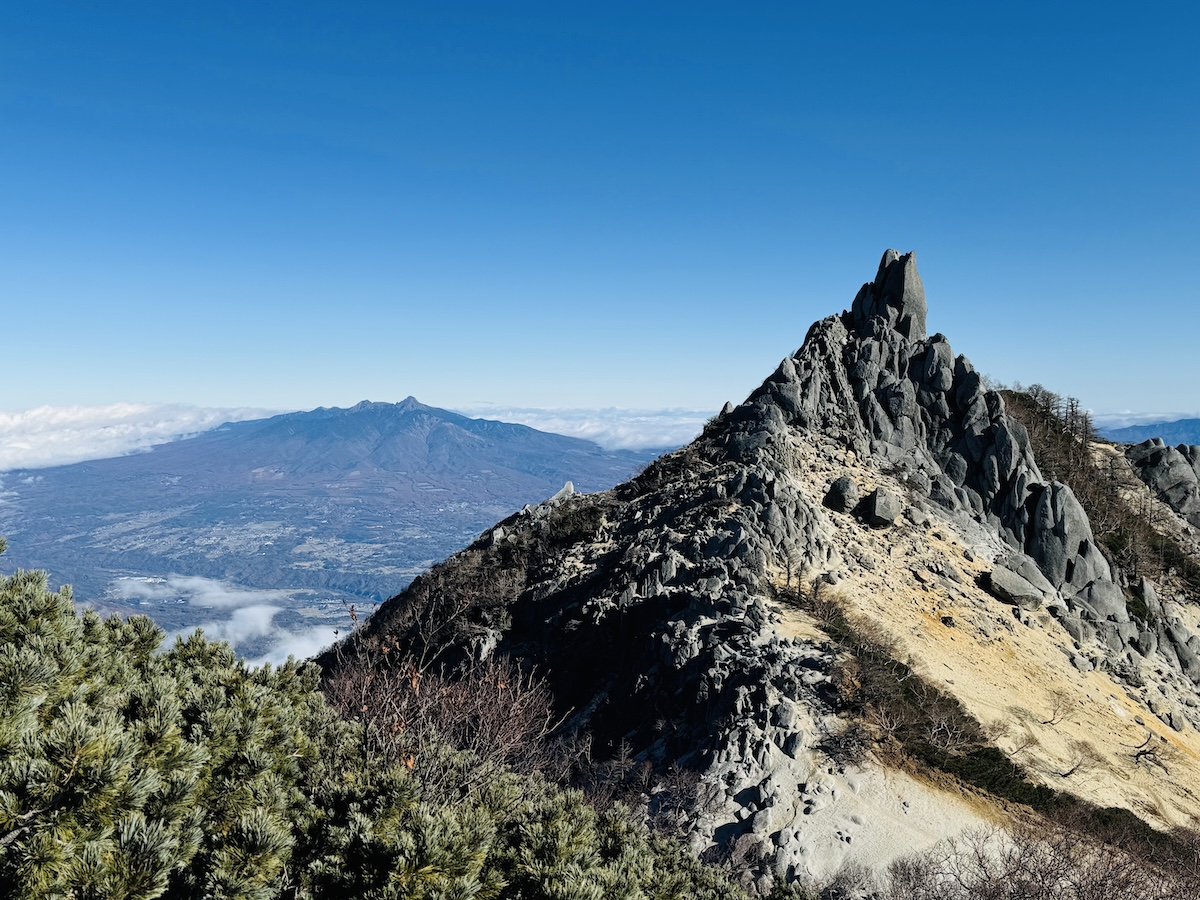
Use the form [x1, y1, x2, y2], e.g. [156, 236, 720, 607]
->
[3, 2, 1197, 421]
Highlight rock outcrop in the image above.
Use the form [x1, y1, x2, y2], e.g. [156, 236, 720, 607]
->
[342, 251, 1200, 892]
[736, 250, 1194, 669]
[1127, 438, 1200, 528]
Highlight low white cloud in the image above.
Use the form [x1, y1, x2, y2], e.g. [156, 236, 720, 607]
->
[117, 574, 294, 609]
[454, 404, 715, 450]
[257, 625, 345, 665]
[192, 604, 283, 644]
[0, 403, 277, 471]
[111, 575, 350, 665]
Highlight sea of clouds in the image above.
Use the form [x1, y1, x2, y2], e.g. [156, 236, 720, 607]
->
[0, 402, 275, 471]
[0, 402, 712, 473]
[453, 404, 713, 450]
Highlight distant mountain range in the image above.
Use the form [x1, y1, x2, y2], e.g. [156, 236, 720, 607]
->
[0, 398, 660, 652]
[1099, 418, 1200, 446]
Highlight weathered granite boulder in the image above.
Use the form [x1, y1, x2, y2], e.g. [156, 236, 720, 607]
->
[1127, 438, 1200, 527]
[823, 476, 859, 513]
[986, 553, 1056, 610]
[858, 487, 903, 528]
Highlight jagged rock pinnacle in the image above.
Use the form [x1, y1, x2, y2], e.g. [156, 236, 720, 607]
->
[343, 250, 1200, 892]
[850, 248, 927, 341]
[729, 250, 1200, 708]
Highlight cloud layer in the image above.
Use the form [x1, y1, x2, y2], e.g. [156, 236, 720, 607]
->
[0, 401, 709, 469]
[14, 399, 1198, 473]
[454, 404, 714, 450]
[109, 574, 354, 665]
[0, 403, 277, 471]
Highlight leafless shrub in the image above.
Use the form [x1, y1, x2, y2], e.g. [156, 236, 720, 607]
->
[807, 576, 844, 628]
[645, 764, 703, 835]
[818, 860, 877, 899]
[1130, 731, 1176, 774]
[1159, 826, 1200, 890]
[1040, 688, 1079, 726]
[1056, 739, 1102, 779]
[569, 739, 702, 839]
[878, 822, 1182, 900]
[924, 704, 977, 754]
[993, 721, 1037, 758]
[820, 718, 873, 763]
[351, 548, 527, 674]
[869, 704, 909, 743]
[325, 653, 562, 801]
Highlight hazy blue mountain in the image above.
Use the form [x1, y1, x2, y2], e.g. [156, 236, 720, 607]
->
[0, 398, 660, 652]
[1100, 418, 1200, 446]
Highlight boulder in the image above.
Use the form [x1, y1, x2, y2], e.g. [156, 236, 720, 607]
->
[986, 564, 1052, 611]
[823, 476, 859, 513]
[998, 552, 1056, 594]
[858, 487, 903, 528]
[1126, 439, 1200, 526]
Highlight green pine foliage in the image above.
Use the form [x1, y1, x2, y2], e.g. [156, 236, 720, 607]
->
[0, 550, 750, 900]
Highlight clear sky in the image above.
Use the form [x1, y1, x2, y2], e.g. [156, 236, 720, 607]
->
[3, 1, 1197, 421]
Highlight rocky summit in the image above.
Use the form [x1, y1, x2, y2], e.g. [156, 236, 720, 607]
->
[335, 251, 1200, 893]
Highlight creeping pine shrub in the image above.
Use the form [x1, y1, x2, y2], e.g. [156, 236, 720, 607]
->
[0, 548, 751, 899]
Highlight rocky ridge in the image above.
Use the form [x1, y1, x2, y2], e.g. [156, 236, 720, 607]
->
[716, 250, 1200, 727]
[343, 252, 1200, 891]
